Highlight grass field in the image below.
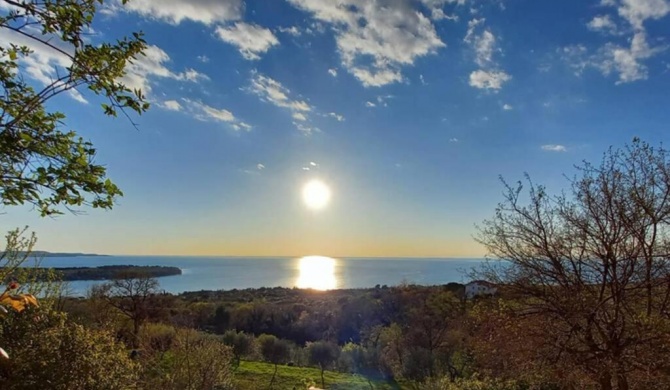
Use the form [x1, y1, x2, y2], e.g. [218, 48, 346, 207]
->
[234, 361, 401, 390]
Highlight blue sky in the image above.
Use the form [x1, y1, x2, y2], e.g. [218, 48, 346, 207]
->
[2, 0, 670, 257]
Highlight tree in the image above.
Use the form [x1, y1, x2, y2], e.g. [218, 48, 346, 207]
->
[1, 0, 149, 216]
[141, 328, 234, 390]
[258, 334, 292, 389]
[222, 330, 254, 369]
[307, 341, 339, 389]
[476, 139, 670, 390]
[0, 227, 62, 301]
[0, 308, 138, 390]
[94, 271, 159, 348]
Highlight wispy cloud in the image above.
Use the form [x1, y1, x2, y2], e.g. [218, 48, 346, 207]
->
[502, 103, 513, 110]
[279, 26, 301, 36]
[182, 98, 251, 131]
[118, 0, 242, 25]
[160, 100, 183, 111]
[248, 73, 318, 134]
[561, 0, 670, 84]
[327, 112, 345, 121]
[463, 18, 510, 91]
[215, 22, 279, 60]
[541, 144, 567, 152]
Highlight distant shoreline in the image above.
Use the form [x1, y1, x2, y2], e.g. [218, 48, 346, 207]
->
[4, 251, 110, 258]
[4, 265, 182, 281]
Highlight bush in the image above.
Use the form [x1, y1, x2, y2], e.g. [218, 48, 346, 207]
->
[0, 308, 138, 390]
[139, 328, 234, 390]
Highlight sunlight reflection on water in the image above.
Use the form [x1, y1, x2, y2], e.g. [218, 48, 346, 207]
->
[295, 256, 338, 290]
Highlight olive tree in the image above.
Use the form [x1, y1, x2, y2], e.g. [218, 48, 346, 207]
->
[307, 341, 340, 389]
[476, 139, 670, 390]
[258, 334, 292, 389]
[1, 0, 149, 216]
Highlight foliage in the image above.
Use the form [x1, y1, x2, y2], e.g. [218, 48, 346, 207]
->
[0, 307, 138, 389]
[235, 360, 397, 390]
[476, 139, 670, 389]
[222, 329, 255, 368]
[423, 376, 523, 390]
[0, 227, 63, 301]
[0, 0, 149, 216]
[308, 340, 340, 388]
[139, 327, 234, 390]
[258, 333, 293, 388]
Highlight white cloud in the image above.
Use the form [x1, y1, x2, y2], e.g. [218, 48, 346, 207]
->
[468, 69, 511, 90]
[279, 26, 302, 36]
[122, 0, 242, 25]
[365, 101, 376, 107]
[567, 0, 670, 84]
[120, 45, 208, 95]
[182, 98, 250, 130]
[249, 74, 311, 112]
[327, 112, 345, 121]
[541, 144, 567, 152]
[449, 137, 459, 143]
[587, 15, 619, 34]
[600, 31, 661, 83]
[197, 55, 210, 63]
[215, 22, 280, 60]
[257, 163, 265, 170]
[616, 0, 670, 29]
[161, 100, 183, 111]
[420, 74, 427, 85]
[0, 27, 87, 103]
[248, 73, 319, 134]
[421, 0, 467, 20]
[464, 18, 497, 67]
[376, 95, 393, 106]
[464, 18, 510, 90]
[292, 112, 307, 121]
[502, 103, 513, 110]
[328, 68, 338, 77]
[560, 31, 663, 83]
[287, 0, 445, 87]
[294, 122, 319, 135]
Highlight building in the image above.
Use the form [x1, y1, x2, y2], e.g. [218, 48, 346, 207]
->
[465, 280, 497, 299]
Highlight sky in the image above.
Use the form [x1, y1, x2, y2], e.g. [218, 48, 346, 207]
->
[2, 0, 670, 257]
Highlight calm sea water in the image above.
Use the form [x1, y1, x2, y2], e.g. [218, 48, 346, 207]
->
[36, 256, 487, 296]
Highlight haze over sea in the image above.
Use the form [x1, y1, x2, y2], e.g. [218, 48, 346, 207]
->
[38, 256, 486, 296]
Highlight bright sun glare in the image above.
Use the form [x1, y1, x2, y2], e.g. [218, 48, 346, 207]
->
[296, 256, 337, 290]
[302, 180, 331, 210]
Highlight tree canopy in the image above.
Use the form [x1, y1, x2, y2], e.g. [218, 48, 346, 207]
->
[1, 0, 149, 216]
[477, 138, 670, 390]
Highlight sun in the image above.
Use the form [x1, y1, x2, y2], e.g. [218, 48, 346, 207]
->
[302, 179, 331, 210]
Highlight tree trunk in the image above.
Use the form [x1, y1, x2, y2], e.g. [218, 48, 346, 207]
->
[132, 317, 141, 349]
[269, 363, 278, 389]
[599, 372, 613, 390]
[617, 372, 629, 390]
[321, 365, 325, 389]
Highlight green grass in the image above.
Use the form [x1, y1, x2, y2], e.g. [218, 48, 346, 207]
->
[234, 361, 401, 390]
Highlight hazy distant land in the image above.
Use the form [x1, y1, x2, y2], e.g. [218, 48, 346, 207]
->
[8, 251, 110, 258]
[4, 265, 182, 281]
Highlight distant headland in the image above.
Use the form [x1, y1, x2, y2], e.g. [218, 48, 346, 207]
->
[23, 251, 109, 257]
[3, 265, 182, 282]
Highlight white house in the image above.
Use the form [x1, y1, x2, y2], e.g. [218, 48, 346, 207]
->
[465, 280, 497, 299]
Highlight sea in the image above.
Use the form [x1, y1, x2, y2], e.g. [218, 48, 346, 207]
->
[35, 256, 489, 297]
